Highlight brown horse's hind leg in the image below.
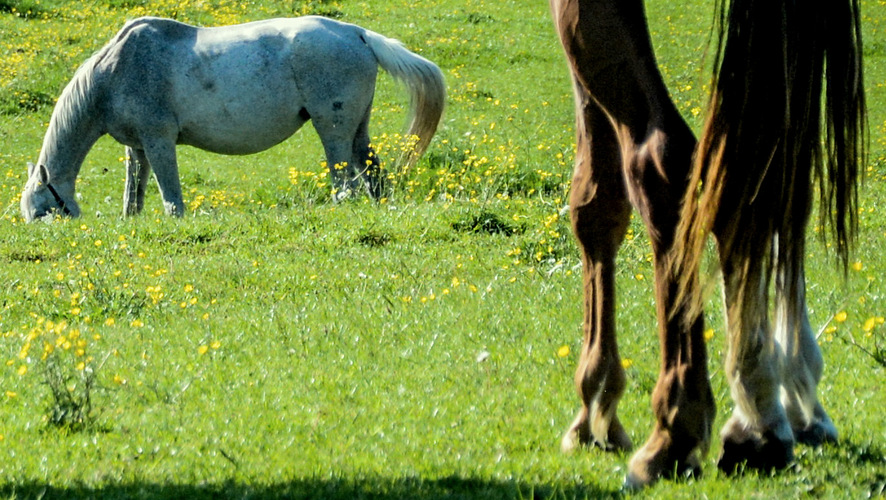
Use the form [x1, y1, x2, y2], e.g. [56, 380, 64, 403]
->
[561, 88, 633, 454]
[716, 250, 836, 474]
[715, 252, 795, 474]
[623, 125, 715, 487]
[775, 262, 838, 446]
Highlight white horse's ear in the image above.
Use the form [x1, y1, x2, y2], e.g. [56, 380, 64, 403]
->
[27, 162, 35, 177]
[36, 164, 50, 184]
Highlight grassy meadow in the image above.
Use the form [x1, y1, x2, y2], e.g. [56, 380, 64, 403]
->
[0, 0, 884, 498]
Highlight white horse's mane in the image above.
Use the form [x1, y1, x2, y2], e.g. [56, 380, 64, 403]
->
[50, 63, 98, 138]
[43, 20, 134, 156]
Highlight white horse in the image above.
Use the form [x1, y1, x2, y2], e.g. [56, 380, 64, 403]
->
[20, 16, 446, 221]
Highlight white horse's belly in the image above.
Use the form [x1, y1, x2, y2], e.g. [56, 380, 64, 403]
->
[176, 97, 307, 155]
[172, 38, 307, 155]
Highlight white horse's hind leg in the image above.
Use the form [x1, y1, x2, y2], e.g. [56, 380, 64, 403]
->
[313, 114, 365, 202]
[123, 147, 152, 216]
[775, 266, 838, 445]
[717, 261, 794, 473]
[352, 106, 383, 199]
[141, 138, 184, 216]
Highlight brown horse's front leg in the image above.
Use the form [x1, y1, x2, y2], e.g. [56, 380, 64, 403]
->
[561, 93, 633, 454]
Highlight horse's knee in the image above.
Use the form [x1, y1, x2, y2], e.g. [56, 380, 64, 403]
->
[569, 195, 631, 253]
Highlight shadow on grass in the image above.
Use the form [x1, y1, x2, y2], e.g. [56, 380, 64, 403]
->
[0, 476, 620, 500]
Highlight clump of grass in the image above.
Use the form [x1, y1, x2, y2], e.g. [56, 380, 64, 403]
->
[451, 210, 519, 236]
[43, 355, 98, 432]
[356, 230, 393, 248]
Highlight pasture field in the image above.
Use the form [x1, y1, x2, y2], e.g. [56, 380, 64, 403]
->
[0, 0, 884, 498]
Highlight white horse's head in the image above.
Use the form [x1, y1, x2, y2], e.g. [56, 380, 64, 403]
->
[20, 163, 80, 222]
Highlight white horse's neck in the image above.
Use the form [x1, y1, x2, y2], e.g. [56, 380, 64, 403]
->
[36, 65, 104, 192]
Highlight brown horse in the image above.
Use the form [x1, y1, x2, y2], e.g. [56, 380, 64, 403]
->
[550, 0, 865, 487]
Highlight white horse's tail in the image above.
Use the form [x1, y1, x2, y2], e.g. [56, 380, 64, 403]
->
[360, 29, 445, 168]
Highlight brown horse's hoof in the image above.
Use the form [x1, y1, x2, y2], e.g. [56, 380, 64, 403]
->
[561, 409, 632, 454]
[717, 428, 794, 475]
[624, 430, 704, 489]
[624, 458, 701, 490]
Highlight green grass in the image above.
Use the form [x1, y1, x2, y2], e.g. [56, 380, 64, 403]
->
[1, 0, 885, 498]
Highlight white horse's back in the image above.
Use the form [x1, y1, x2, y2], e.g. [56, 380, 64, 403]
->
[102, 16, 379, 155]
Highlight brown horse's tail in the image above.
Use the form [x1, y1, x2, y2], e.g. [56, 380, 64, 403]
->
[360, 28, 446, 169]
[674, 0, 866, 314]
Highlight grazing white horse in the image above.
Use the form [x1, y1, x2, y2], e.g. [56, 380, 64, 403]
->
[20, 16, 446, 221]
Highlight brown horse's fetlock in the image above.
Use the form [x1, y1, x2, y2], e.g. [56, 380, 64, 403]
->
[625, 427, 704, 489]
[561, 404, 632, 454]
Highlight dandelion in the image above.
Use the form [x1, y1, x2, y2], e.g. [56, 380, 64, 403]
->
[16, 365, 27, 376]
[557, 345, 570, 358]
[851, 261, 863, 271]
[704, 329, 715, 342]
[621, 358, 634, 369]
[197, 345, 209, 355]
[834, 311, 848, 323]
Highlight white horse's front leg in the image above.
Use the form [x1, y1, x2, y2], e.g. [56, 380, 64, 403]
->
[123, 147, 152, 217]
[775, 265, 838, 445]
[141, 139, 184, 217]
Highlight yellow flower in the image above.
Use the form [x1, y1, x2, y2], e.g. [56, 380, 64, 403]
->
[210, 340, 221, 349]
[834, 311, 848, 323]
[863, 317, 878, 332]
[184, 284, 194, 293]
[557, 345, 570, 358]
[197, 345, 209, 355]
[621, 358, 634, 369]
[5, 391, 16, 398]
[851, 261, 863, 271]
[16, 365, 27, 376]
[704, 329, 715, 342]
